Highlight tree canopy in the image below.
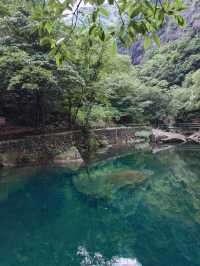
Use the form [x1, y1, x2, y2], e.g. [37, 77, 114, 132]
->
[1, 0, 197, 130]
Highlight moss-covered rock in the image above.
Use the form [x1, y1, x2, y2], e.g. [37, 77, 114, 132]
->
[0, 152, 31, 167]
[53, 146, 83, 170]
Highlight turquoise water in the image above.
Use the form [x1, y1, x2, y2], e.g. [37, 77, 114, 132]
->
[0, 146, 200, 266]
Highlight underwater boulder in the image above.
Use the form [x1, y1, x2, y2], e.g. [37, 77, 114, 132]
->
[73, 166, 152, 200]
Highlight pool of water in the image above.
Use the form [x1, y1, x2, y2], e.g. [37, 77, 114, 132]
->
[0, 145, 200, 266]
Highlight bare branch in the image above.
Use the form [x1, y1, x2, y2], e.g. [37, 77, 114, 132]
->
[114, 0, 125, 26]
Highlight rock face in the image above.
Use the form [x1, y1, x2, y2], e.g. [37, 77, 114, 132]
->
[152, 128, 200, 144]
[128, 0, 200, 64]
[53, 146, 84, 170]
[152, 129, 187, 143]
[188, 132, 200, 143]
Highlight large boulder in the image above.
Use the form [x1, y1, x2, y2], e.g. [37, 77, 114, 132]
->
[152, 129, 186, 143]
[53, 146, 83, 170]
[188, 132, 200, 143]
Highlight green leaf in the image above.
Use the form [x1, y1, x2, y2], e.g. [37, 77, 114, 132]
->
[40, 37, 51, 46]
[99, 7, 110, 17]
[144, 0, 154, 13]
[99, 28, 105, 41]
[111, 40, 117, 56]
[176, 15, 186, 27]
[144, 35, 151, 49]
[153, 34, 160, 48]
[0, 3, 9, 17]
[50, 39, 56, 49]
[96, 0, 105, 5]
[55, 53, 62, 65]
[119, 1, 127, 13]
[128, 5, 141, 19]
[128, 26, 135, 39]
[92, 10, 98, 22]
[44, 22, 53, 34]
[89, 24, 96, 35]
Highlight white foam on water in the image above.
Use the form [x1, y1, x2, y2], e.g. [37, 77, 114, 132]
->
[77, 246, 142, 266]
[112, 257, 142, 266]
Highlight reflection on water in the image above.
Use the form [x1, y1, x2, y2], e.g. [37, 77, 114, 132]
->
[0, 145, 200, 265]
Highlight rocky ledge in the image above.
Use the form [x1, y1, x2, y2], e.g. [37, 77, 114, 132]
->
[152, 129, 200, 144]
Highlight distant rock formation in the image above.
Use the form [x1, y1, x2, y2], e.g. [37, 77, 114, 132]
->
[124, 0, 200, 64]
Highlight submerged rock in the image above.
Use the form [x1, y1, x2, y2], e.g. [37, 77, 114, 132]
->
[73, 166, 152, 199]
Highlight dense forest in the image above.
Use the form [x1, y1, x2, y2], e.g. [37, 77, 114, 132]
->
[0, 0, 198, 132]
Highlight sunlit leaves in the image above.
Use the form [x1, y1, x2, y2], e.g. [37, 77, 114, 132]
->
[175, 15, 186, 27]
[0, 2, 9, 17]
[111, 40, 117, 56]
[128, 4, 141, 19]
[0, 0, 187, 67]
[99, 6, 109, 17]
[44, 22, 53, 34]
[144, 35, 151, 49]
[152, 34, 160, 48]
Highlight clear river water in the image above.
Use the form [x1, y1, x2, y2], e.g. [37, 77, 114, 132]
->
[0, 145, 200, 266]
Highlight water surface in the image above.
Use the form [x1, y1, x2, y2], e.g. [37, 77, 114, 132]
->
[0, 145, 200, 266]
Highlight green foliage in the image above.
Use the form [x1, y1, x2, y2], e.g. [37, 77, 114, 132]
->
[0, 0, 198, 129]
[140, 35, 200, 85]
[139, 34, 200, 121]
[96, 53, 171, 124]
[168, 70, 200, 119]
[8, 65, 56, 91]
[77, 105, 120, 128]
[28, 0, 186, 64]
[0, 48, 30, 89]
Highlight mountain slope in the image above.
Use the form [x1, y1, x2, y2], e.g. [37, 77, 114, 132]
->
[128, 0, 200, 64]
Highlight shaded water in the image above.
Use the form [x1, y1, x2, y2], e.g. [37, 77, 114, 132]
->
[0, 145, 200, 265]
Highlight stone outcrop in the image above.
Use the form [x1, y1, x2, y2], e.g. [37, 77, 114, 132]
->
[152, 128, 200, 145]
[188, 132, 200, 143]
[152, 129, 187, 143]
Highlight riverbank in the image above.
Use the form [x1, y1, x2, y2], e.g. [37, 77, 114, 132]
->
[1, 126, 199, 169]
[0, 127, 151, 168]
